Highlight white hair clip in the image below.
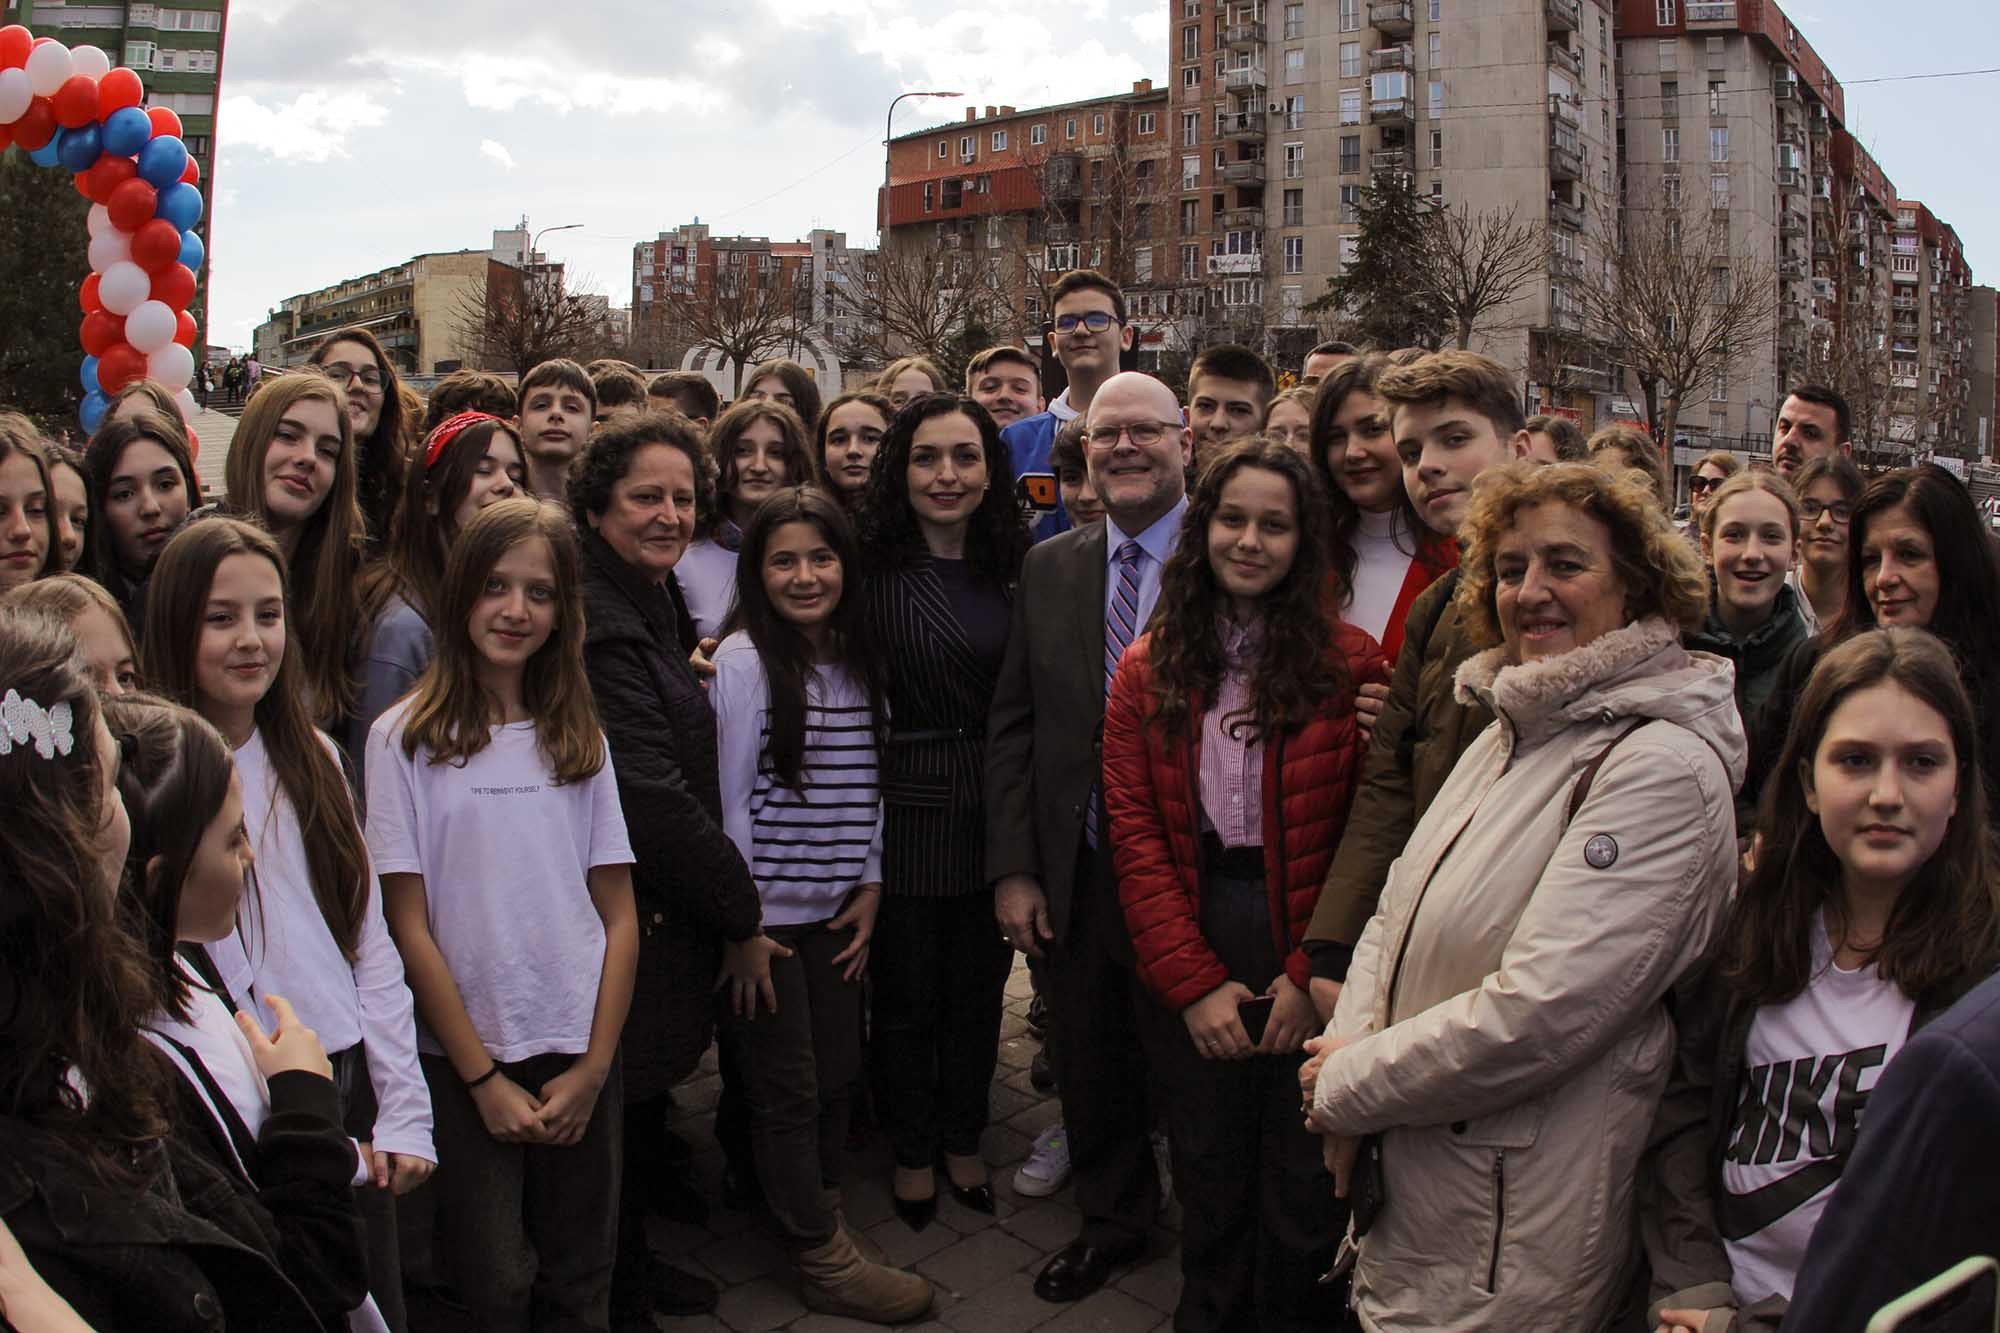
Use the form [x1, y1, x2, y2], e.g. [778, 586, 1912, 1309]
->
[0, 689, 75, 762]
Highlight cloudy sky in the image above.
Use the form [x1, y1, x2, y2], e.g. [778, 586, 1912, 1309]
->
[207, 0, 1995, 353]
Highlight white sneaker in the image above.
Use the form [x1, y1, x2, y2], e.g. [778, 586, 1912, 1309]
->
[1013, 1123, 1072, 1198]
[1152, 1129, 1174, 1210]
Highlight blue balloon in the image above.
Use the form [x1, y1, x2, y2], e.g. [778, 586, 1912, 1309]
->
[136, 134, 189, 188]
[57, 122, 102, 172]
[81, 356, 101, 396]
[100, 106, 150, 158]
[177, 228, 205, 271]
[27, 132, 63, 168]
[157, 182, 204, 232]
[80, 391, 109, 435]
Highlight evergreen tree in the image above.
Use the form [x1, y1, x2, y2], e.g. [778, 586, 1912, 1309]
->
[1305, 169, 1447, 352]
[0, 152, 90, 429]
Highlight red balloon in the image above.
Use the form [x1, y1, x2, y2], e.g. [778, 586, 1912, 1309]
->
[73, 171, 94, 199]
[96, 66, 143, 117]
[98, 343, 146, 394]
[80, 310, 122, 357]
[180, 156, 200, 187]
[173, 309, 199, 350]
[107, 177, 158, 232]
[12, 98, 56, 152]
[0, 124, 12, 153]
[0, 25, 31, 70]
[186, 426, 199, 462]
[146, 106, 182, 140]
[80, 273, 103, 315]
[151, 263, 197, 311]
[84, 152, 137, 205]
[132, 218, 182, 274]
[53, 74, 100, 129]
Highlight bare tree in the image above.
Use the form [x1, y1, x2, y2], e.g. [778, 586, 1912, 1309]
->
[1806, 317, 1895, 462]
[827, 239, 1009, 364]
[1418, 202, 1547, 350]
[1577, 187, 1779, 443]
[454, 261, 611, 378]
[653, 261, 804, 396]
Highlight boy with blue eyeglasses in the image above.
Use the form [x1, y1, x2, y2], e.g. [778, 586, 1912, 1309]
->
[1001, 269, 1135, 541]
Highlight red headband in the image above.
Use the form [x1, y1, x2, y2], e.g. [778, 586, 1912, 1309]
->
[422, 411, 502, 469]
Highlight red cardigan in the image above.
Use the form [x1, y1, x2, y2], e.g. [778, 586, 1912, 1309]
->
[1377, 529, 1459, 666]
[1103, 620, 1389, 1012]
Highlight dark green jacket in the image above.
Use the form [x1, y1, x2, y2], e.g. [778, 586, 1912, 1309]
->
[1682, 582, 1811, 722]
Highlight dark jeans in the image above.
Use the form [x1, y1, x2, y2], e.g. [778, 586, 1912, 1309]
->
[1046, 850, 1159, 1248]
[1141, 866, 1344, 1333]
[870, 891, 1014, 1169]
[718, 918, 865, 1246]
[422, 1051, 621, 1333]
[609, 1090, 677, 1319]
[333, 1043, 406, 1333]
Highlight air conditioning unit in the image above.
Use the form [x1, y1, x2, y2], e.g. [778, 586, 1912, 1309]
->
[1267, 101, 1282, 114]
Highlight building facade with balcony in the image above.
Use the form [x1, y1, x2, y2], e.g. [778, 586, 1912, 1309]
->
[252, 249, 498, 374]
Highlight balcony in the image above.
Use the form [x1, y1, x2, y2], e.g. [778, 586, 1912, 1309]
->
[1547, 43, 1582, 77]
[1370, 43, 1413, 73]
[1893, 294, 1918, 310]
[1207, 252, 1267, 276]
[1371, 147, 1409, 173]
[1368, 0, 1414, 36]
[1779, 258, 1805, 280]
[1549, 247, 1583, 280]
[1544, 0, 1579, 33]
[1042, 223, 1080, 244]
[1777, 166, 1803, 191]
[1548, 93, 1580, 125]
[1220, 111, 1266, 142]
[1549, 135, 1583, 182]
[1222, 160, 1266, 185]
[1549, 303, 1584, 333]
[1223, 66, 1268, 94]
[1369, 96, 1414, 127]
[1685, 0, 1738, 24]
[1224, 20, 1265, 48]
[1550, 198, 1586, 231]
[1219, 206, 1265, 229]
[1779, 207, 1806, 237]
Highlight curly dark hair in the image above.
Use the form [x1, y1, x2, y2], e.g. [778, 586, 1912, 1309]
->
[566, 410, 715, 532]
[857, 393, 1029, 587]
[1148, 435, 1350, 740]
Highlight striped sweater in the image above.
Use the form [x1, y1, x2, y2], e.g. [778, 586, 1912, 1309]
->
[711, 632, 885, 926]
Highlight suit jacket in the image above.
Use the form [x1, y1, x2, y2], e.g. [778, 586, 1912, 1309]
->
[984, 520, 1117, 946]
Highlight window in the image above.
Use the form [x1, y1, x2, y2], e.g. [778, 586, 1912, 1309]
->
[1340, 134, 1361, 172]
[942, 178, 963, 209]
[1709, 372, 1728, 403]
[1663, 127, 1680, 163]
[1286, 48, 1306, 83]
[1094, 113, 1107, 135]
[1183, 111, 1199, 146]
[923, 182, 935, 212]
[1340, 235, 1360, 268]
[1428, 31, 1441, 66]
[959, 135, 975, 159]
[1656, 0, 1675, 21]
[1284, 236, 1304, 273]
[1285, 96, 1305, 129]
[1182, 155, 1201, 189]
[1340, 183, 1361, 222]
[1600, 62, 1608, 97]
[1135, 204, 1153, 239]
[124, 40, 156, 67]
[1225, 277, 1262, 306]
[1340, 90, 1361, 124]
[1136, 112, 1156, 135]
[154, 47, 218, 73]
[1710, 266, 1731, 301]
[1136, 159, 1155, 187]
[991, 130, 1008, 151]
[1135, 247, 1154, 283]
[156, 8, 221, 30]
[1285, 2, 1305, 38]
[1180, 198, 1202, 235]
[1340, 0, 1360, 31]
[1429, 0, 1441, 17]
[1284, 142, 1305, 179]
[1429, 79, 1444, 115]
[1430, 129, 1443, 167]
[1709, 126, 1728, 162]
[937, 140, 949, 159]
[149, 91, 212, 114]
[1660, 78, 1678, 111]
[1283, 188, 1305, 225]
[1030, 123, 1047, 146]
[1066, 116, 1079, 138]
[1658, 39, 1677, 70]
[1213, 146, 1225, 170]
[1341, 42, 1360, 77]
[1182, 243, 1201, 279]
[1183, 25, 1200, 59]
[988, 216, 1003, 249]
[1710, 172, 1729, 208]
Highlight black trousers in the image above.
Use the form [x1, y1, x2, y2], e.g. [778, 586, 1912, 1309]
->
[870, 891, 1014, 1170]
[1138, 866, 1345, 1333]
[1044, 849, 1159, 1248]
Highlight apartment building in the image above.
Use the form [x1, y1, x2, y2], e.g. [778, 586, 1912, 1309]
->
[1898, 202, 1974, 452]
[880, 84, 1176, 365]
[253, 249, 509, 373]
[1972, 286, 1996, 458]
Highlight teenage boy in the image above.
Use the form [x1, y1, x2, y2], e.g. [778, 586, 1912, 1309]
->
[1302, 340, 1359, 384]
[591, 364, 649, 430]
[1186, 344, 1275, 465]
[1002, 270, 1134, 540]
[647, 372, 720, 429]
[1523, 412, 1587, 463]
[966, 345, 1046, 430]
[516, 357, 596, 501]
[987, 371, 1191, 1303]
[1298, 350, 1531, 1021]
[1770, 384, 1851, 477]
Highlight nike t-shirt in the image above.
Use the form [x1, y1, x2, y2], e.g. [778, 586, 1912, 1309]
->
[1720, 918, 1915, 1308]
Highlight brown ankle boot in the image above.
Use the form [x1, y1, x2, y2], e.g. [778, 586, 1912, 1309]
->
[794, 1227, 934, 1324]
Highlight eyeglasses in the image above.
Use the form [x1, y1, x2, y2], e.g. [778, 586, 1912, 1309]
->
[1800, 499, 1853, 522]
[1086, 421, 1180, 450]
[322, 363, 384, 391]
[1053, 311, 1121, 335]
[1688, 475, 1724, 495]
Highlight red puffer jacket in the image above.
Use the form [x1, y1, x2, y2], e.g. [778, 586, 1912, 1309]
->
[1104, 620, 1388, 1011]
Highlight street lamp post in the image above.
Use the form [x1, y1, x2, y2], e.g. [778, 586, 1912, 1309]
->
[880, 90, 961, 361]
[528, 222, 583, 286]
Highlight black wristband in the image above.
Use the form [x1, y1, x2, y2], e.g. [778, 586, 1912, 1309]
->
[465, 1064, 500, 1090]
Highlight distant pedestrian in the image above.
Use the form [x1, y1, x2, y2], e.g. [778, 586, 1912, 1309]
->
[195, 361, 212, 409]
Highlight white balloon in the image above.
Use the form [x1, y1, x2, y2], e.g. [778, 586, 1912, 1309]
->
[147, 341, 195, 391]
[25, 40, 73, 98]
[174, 388, 199, 423]
[124, 300, 178, 355]
[86, 204, 113, 238]
[87, 228, 132, 274]
[0, 67, 30, 124]
[69, 45, 110, 81]
[98, 262, 151, 317]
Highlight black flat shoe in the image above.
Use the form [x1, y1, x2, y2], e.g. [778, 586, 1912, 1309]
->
[947, 1181, 996, 1214]
[1032, 1238, 1146, 1303]
[893, 1191, 937, 1231]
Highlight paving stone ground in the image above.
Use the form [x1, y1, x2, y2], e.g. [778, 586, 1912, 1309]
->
[643, 957, 1185, 1333]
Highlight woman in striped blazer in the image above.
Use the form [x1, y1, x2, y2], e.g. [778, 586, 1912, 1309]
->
[856, 393, 1031, 1227]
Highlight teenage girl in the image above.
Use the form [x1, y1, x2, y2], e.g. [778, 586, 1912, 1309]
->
[368, 498, 637, 1333]
[0, 413, 56, 595]
[142, 516, 433, 1331]
[3, 572, 140, 697]
[1645, 628, 2000, 1330]
[877, 356, 949, 410]
[709, 486, 935, 1323]
[814, 390, 894, 506]
[1788, 454, 1864, 631]
[743, 357, 825, 438]
[44, 443, 88, 573]
[80, 408, 199, 640]
[674, 399, 816, 639]
[1685, 470, 1811, 719]
[308, 326, 410, 548]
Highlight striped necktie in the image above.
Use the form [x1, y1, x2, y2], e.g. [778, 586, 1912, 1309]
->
[1087, 540, 1146, 847]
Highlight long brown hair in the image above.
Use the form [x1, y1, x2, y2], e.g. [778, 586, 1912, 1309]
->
[307, 325, 410, 543]
[224, 372, 366, 724]
[707, 398, 812, 533]
[360, 416, 530, 626]
[142, 518, 371, 959]
[399, 499, 604, 784]
[1148, 436, 1349, 740]
[0, 412, 59, 583]
[81, 410, 200, 589]
[0, 609, 172, 1173]
[1723, 628, 2000, 1009]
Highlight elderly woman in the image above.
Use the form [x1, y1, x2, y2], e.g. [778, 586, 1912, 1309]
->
[570, 412, 756, 1322]
[1304, 462, 1744, 1332]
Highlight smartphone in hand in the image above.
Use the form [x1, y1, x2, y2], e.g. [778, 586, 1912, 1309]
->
[1237, 994, 1276, 1046]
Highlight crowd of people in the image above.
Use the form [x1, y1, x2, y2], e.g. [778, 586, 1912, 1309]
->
[0, 266, 1997, 1333]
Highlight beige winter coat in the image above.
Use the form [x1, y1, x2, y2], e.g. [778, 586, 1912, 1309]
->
[1313, 617, 1745, 1332]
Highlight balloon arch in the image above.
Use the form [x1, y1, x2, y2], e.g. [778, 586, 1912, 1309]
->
[0, 25, 207, 434]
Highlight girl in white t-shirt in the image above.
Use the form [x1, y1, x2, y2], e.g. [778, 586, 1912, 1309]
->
[366, 498, 638, 1332]
[142, 515, 432, 1328]
[1645, 627, 2000, 1331]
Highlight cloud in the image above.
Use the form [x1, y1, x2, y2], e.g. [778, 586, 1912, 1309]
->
[478, 138, 516, 171]
[217, 88, 391, 162]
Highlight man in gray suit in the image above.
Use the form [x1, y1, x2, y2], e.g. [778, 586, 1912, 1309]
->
[986, 371, 1192, 1303]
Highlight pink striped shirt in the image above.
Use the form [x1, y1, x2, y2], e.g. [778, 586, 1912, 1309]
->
[1198, 618, 1265, 849]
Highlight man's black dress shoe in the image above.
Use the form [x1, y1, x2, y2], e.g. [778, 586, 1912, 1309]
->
[1032, 1238, 1146, 1302]
[893, 1190, 937, 1231]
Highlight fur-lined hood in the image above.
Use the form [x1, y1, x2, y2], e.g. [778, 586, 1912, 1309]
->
[1454, 615, 1746, 790]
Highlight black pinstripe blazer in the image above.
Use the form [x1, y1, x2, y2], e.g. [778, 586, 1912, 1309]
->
[859, 556, 1012, 898]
